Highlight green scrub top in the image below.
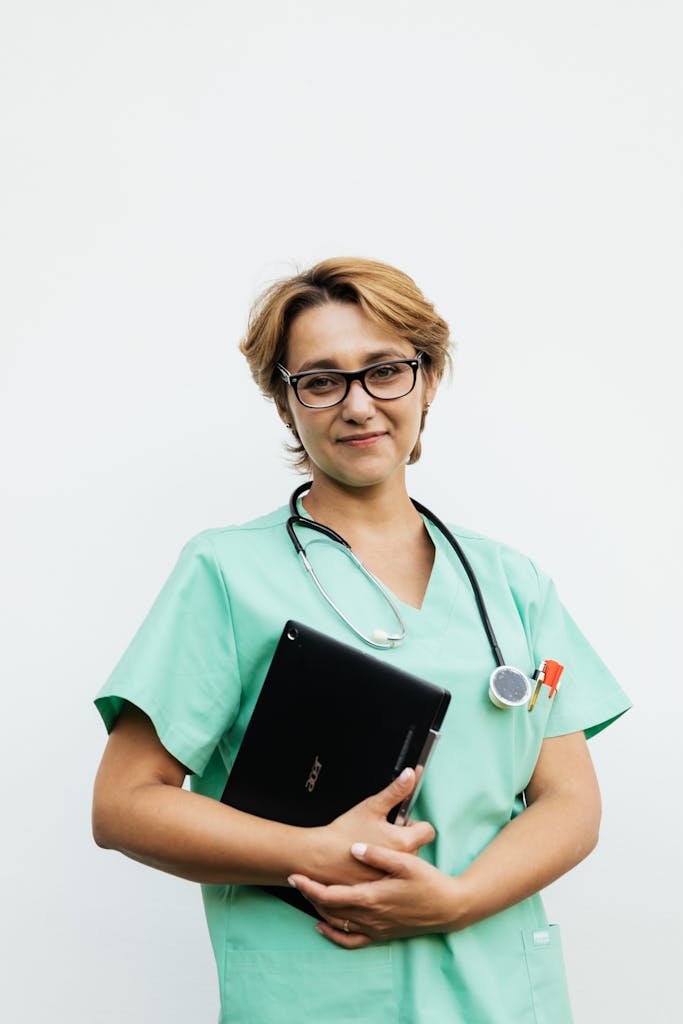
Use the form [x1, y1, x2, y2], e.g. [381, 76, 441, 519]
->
[95, 502, 631, 1024]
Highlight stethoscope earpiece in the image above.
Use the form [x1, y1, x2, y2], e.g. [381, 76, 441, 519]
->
[371, 628, 390, 645]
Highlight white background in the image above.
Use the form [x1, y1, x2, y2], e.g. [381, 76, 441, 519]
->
[1, 2, 681, 1021]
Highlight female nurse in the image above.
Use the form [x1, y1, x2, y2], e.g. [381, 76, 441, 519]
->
[93, 257, 630, 1023]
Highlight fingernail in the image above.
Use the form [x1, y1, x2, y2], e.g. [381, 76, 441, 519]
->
[315, 923, 324, 934]
[287, 875, 298, 888]
[351, 842, 367, 858]
[399, 767, 413, 783]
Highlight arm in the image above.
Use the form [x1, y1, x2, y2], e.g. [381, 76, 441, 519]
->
[92, 703, 435, 887]
[291, 730, 601, 946]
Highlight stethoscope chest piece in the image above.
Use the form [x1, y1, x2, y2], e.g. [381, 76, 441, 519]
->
[488, 665, 531, 709]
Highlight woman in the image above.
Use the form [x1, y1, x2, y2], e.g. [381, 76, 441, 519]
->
[93, 257, 630, 1022]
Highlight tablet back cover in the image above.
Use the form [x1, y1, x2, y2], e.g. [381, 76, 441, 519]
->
[220, 620, 451, 915]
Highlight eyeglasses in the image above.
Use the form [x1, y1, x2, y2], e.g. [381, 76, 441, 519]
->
[277, 352, 425, 409]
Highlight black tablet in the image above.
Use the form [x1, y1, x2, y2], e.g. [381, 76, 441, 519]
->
[220, 620, 451, 915]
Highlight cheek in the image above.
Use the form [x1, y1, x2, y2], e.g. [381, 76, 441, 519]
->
[405, 395, 427, 433]
[291, 411, 324, 451]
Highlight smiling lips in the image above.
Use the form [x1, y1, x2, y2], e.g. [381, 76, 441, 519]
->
[337, 432, 387, 448]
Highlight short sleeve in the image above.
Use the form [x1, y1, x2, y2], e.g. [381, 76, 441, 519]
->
[94, 533, 241, 775]
[529, 566, 632, 739]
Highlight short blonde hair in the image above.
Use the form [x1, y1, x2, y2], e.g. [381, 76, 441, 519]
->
[240, 256, 453, 470]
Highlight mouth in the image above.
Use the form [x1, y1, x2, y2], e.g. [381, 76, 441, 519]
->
[337, 432, 387, 448]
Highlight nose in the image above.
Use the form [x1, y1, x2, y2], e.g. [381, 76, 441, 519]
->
[341, 379, 375, 421]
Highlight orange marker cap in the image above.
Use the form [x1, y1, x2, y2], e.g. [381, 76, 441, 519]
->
[543, 660, 565, 698]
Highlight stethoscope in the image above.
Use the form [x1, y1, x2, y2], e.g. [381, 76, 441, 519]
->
[287, 482, 534, 709]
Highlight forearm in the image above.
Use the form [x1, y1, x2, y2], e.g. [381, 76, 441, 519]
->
[94, 780, 326, 886]
[93, 767, 433, 890]
[446, 788, 601, 931]
[93, 707, 435, 890]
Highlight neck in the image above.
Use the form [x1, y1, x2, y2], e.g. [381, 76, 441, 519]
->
[301, 473, 421, 536]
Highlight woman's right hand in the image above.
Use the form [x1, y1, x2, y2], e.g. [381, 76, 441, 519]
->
[308, 768, 436, 886]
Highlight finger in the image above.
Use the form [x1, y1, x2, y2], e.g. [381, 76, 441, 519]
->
[403, 819, 436, 848]
[294, 898, 358, 938]
[315, 920, 373, 949]
[287, 874, 330, 904]
[288, 874, 364, 909]
[365, 766, 415, 815]
[323, 912, 359, 934]
[350, 842, 413, 875]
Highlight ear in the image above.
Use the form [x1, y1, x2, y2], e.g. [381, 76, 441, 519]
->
[276, 398, 294, 430]
[422, 366, 439, 408]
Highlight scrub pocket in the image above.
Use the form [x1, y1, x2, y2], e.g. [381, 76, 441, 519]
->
[221, 945, 397, 1024]
[521, 924, 573, 1024]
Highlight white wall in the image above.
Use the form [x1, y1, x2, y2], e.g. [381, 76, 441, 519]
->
[1, 2, 680, 1021]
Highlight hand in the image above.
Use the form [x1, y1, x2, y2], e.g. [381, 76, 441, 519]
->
[309, 768, 435, 887]
[289, 841, 463, 948]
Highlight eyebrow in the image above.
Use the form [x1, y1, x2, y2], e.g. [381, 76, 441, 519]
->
[293, 349, 413, 374]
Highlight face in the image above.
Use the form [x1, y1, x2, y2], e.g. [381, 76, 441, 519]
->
[280, 301, 436, 491]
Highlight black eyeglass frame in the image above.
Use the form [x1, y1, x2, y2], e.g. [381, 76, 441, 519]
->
[276, 351, 425, 409]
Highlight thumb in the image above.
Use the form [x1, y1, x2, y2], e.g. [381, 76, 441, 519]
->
[366, 767, 415, 814]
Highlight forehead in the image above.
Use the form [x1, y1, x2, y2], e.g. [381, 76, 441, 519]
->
[286, 301, 414, 371]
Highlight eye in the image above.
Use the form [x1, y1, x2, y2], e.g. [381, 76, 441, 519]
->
[300, 373, 341, 393]
[367, 362, 403, 382]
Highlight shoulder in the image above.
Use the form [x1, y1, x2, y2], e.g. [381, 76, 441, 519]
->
[436, 518, 548, 601]
[175, 505, 292, 567]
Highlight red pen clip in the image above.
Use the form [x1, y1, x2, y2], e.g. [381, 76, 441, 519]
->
[528, 659, 565, 712]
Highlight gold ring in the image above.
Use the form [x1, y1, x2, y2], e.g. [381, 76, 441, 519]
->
[342, 919, 350, 933]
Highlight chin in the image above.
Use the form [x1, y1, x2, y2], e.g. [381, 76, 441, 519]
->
[313, 458, 407, 491]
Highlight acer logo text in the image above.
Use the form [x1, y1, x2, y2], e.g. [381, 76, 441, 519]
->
[305, 756, 322, 793]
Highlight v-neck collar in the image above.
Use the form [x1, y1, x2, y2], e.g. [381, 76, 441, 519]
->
[293, 496, 463, 633]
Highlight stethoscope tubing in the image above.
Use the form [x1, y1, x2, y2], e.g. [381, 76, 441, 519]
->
[409, 498, 505, 668]
[287, 482, 506, 668]
[286, 509, 407, 648]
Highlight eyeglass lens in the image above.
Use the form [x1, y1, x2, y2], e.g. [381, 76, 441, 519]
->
[297, 361, 416, 408]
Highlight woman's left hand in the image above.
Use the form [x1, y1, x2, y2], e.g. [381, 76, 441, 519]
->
[288, 843, 463, 948]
